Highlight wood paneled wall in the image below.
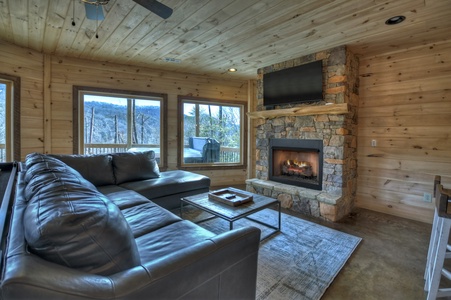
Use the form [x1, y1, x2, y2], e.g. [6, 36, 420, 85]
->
[4, 37, 451, 223]
[1, 42, 44, 155]
[357, 40, 451, 223]
[0, 41, 249, 186]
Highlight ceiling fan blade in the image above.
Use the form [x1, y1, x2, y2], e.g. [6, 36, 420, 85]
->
[133, 0, 173, 19]
[84, 3, 105, 20]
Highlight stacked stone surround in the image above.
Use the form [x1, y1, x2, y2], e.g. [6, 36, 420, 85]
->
[246, 45, 359, 222]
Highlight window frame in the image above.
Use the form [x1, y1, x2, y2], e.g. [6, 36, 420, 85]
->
[0, 73, 20, 162]
[73, 86, 168, 170]
[177, 95, 247, 170]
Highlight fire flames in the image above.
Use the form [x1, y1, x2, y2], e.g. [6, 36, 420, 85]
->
[286, 159, 310, 168]
[282, 159, 313, 177]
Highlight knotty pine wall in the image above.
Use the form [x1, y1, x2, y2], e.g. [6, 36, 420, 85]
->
[1, 42, 44, 154]
[357, 40, 451, 224]
[3, 38, 451, 223]
[0, 41, 249, 187]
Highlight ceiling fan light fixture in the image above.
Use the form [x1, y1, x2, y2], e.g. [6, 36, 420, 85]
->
[84, 1, 105, 21]
[385, 15, 406, 25]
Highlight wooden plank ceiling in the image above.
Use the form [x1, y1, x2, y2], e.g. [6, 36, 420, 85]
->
[0, 0, 450, 79]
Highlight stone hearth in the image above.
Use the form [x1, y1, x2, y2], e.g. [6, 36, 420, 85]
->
[247, 45, 359, 222]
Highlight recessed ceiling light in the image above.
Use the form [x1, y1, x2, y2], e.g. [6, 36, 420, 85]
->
[228, 68, 238, 72]
[385, 15, 406, 25]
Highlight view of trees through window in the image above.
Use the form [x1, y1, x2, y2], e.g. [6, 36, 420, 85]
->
[183, 103, 240, 147]
[182, 101, 242, 164]
[82, 94, 162, 154]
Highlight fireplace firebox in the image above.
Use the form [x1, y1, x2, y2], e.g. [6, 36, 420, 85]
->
[269, 139, 323, 190]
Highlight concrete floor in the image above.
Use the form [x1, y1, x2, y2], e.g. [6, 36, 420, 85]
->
[213, 185, 433, 299]
[291, 207, 431, 300]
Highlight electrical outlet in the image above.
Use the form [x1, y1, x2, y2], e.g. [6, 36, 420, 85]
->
[423, 192, 432, 203]
[371, 140, 377, 147]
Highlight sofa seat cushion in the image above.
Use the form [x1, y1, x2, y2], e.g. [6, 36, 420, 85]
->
[121, 202, 182, 238]
[23, 153, 141, 276]
[136, 220, 216, 262]
[49, 153, 116, 186]
[103, 189, 182, 237]
[112, 151, 160, 184]
[102, 188, 151, 210]
[119, 170, 210, 200]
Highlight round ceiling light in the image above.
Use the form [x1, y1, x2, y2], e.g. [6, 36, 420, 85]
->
[385, 15, 406, 25]
[228, 68, 238, 72]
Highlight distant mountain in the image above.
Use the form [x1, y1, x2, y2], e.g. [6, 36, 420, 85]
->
[84, 100, 241, 148]
[84, 101, 160, 145]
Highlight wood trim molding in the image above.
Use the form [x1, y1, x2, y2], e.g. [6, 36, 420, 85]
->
[247, 103, 349, 119]
[0, 72, 20, 161]
[72, 86, 169, 170]
[43, 54, 52, 154]
[176, 95, 248, 170]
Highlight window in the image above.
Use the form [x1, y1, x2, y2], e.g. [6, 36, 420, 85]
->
[177, 96, 247, 169]
[0, 74, 20, 162]
[74, 86, 167, 169]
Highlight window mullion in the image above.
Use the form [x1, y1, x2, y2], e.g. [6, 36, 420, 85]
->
[195, 104, 200, 137]
[0, 79, 12, 161]
[79, 93, 85, 153]
[127, 98, 133, 148]
[6, 81, 11, 161]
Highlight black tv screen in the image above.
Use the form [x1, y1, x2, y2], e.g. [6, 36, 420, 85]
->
[263, 60, 323, 108]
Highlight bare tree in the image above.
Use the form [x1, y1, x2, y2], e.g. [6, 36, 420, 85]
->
[208, 105, 213, 137]
[140, 114, 150, 143]
[114, 115, 118, 143]
[130, 99, 138, 144]
[89, 107, 95, 144]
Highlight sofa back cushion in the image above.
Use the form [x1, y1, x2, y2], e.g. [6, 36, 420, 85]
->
[49, 153, 116, 186]
[112, 151, 160, 184]
[23, 153, 141, 275]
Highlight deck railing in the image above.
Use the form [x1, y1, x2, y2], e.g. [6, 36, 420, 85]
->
[84, 144, 240, 163]
[84, 144, 129, 155]
[0, 144, 239, 164]
[219, 146, 241, 163]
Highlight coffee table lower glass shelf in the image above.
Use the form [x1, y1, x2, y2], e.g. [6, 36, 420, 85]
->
[180, 191, 281, 241]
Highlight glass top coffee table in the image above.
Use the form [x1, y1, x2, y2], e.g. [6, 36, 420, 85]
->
[180, 189, 281, 241]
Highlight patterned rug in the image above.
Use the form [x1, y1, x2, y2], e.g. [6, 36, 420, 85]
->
[177, 206, 362, 300]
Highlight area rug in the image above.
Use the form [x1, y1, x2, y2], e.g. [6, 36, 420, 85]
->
[176, 207, 362, 300]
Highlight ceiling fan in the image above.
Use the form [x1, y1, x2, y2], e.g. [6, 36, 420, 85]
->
[82, 0, 173, 20]
[73, 0, 173, 37]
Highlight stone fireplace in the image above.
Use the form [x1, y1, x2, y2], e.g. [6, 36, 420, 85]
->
[246, 45, 359, 222]
[269, 138, 323, 190]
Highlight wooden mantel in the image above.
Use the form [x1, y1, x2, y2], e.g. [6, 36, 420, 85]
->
[247, 103, 349, 119]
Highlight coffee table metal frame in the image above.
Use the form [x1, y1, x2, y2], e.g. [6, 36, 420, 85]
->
[180, 191, 281, 241]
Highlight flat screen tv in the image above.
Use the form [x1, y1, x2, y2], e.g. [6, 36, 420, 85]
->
[263, 60, 323, 108]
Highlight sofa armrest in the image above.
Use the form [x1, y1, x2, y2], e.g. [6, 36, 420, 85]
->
[131, 226, 261, 299]
[1, 226, 260, 300]
[1, 254, 149, 299]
